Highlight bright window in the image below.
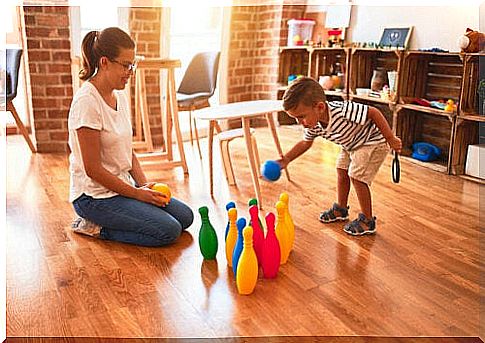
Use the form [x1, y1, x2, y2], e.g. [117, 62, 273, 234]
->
[169, 6, 223, 136]
[170, 6, 223, 103]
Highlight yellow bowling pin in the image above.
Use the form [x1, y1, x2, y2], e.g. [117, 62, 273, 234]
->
[236, 226, 258, 295]
[279, 192, 295, 253]
[275, 201, 290, 264]
[225, 208, 238, 267]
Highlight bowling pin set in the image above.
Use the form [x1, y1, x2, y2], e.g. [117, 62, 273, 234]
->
[198, 193, 295, 295]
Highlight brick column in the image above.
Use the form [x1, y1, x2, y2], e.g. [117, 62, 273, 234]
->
[226, 5, 283, 127]
[23, 5, 73, 153]
[129, 7, 164, 147]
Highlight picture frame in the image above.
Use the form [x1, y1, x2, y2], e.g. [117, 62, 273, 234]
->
[379, 27, 413, 49]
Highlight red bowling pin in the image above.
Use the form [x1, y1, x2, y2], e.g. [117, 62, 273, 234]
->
[249, 205, 264, 266]
[262, 212, 280, 279]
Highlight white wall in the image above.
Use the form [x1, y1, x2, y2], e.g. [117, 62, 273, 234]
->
[480, 1, 485, 31]
[348, 5, 480, 51]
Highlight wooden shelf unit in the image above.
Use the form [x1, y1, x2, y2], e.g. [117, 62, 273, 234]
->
[343, 48, 403, 127]
[277, 47, 310, 85]
[348, 48, 403, 105]
[276, 47, 310, 124]
[274, 48, 484, 180]
[309, 47, 350, 100]
[458, 53, 482, 116]
[450, 53, 485, 180]
[393, 51, 464, 174]
[394, 105, 455, 173]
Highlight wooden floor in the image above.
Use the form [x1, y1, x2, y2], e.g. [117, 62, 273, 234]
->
[5, 126, 484, 341]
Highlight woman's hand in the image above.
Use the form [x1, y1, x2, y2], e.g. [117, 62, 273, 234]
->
[134, 183, 170, 207]
[388, 136, 402, 154]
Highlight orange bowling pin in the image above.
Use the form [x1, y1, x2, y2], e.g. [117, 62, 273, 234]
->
[279, 192, 295, 252]
[236, 226, 258, 295]
[225, 208, 238, 267]
[275, 200, 290, 264]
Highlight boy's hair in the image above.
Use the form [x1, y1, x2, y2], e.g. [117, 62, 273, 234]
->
[282, 76, 326, 111]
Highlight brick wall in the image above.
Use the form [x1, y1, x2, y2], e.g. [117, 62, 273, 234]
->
[226, 4, 306, 128]
[227, 5, 282, 104]
[129, 7, 164, 147]
[23, 5, 73, 153]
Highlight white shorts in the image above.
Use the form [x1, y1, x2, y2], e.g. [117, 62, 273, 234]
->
[336, 143, 390, 185]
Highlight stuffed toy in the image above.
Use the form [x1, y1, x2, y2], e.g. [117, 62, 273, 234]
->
[458, 28, 485, 54]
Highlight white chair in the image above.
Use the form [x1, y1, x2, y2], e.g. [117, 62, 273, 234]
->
[215, 123, 260, 186]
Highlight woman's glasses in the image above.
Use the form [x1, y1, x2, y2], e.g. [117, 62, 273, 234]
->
[109, 58, 138, 72]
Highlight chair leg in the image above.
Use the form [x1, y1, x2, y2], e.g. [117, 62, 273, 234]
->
[220, 139, 236, 185]
[7, 101, 36, 153]
[251, 135, 261, 177]
[188, 110, 194, 145]
[192, 116, 202, 159]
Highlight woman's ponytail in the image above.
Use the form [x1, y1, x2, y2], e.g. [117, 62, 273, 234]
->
[79, 31, 99, 81]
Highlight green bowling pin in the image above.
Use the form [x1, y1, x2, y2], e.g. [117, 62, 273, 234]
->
[198, 206, 218, 260]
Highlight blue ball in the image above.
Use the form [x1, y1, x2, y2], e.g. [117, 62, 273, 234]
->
[261, 160, 281, 181]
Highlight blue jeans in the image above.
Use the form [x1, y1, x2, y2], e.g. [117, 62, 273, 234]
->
[73, 194, 194, 247]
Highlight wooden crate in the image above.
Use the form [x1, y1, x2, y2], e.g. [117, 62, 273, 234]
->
[277, 47, 310, 85]
[394, 105, 455, 173]
[450, 117, 483, 175]
[348, 48, 402, 104]
[399, 51, 463, 109]
[459, 53, 483, 117]
[309, 47, 349, 100]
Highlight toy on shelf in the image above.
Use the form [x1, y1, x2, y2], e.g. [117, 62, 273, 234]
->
[444, 99, 455, 112]
[458, 28, 485, 54]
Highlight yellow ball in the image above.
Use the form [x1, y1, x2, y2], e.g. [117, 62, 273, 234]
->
[151, 183, 171, 200]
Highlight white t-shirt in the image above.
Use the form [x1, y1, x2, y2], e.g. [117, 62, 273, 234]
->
[68, 81, 133, 202]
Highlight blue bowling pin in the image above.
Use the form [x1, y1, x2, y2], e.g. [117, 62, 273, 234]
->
[232, 217, 246, 277]
[224, 201, 236, 241]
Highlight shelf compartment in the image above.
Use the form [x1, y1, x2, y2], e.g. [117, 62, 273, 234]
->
[450, 117, 484, 179]
[394, 105, 455, 173]
[349, 48, 402, 105]
[277, 47, 310, 85]
[399, 51, 463, 108]
[459, 53, 484, 117]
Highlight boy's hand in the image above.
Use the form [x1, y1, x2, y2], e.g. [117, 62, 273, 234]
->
[388, 136, 402, 154]
[276, 156, 290, 169]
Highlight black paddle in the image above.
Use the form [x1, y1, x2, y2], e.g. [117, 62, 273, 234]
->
[392, 150, 400, 183]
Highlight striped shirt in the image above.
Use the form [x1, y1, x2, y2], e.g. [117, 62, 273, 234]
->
[304, 101, 386, 151]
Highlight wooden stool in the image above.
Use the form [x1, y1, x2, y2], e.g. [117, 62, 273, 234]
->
[133, 58, 188, 174]
[217, 127, 260, 186]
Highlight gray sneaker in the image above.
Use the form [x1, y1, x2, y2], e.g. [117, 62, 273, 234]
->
[343, 213, 376, 236]
[71, 217, 101, 238]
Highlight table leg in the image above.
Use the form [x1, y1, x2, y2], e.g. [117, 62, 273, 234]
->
[168, 68, 188, 174]
[265, 112, 290, 181]
[242, 117, 263, 209]
[208, 120, 215, 197]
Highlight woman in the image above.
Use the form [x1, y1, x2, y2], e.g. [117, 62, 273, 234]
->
[68, 27, 193, 246]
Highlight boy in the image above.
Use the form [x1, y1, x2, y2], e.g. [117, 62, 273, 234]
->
[277, 77, 402, 235]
